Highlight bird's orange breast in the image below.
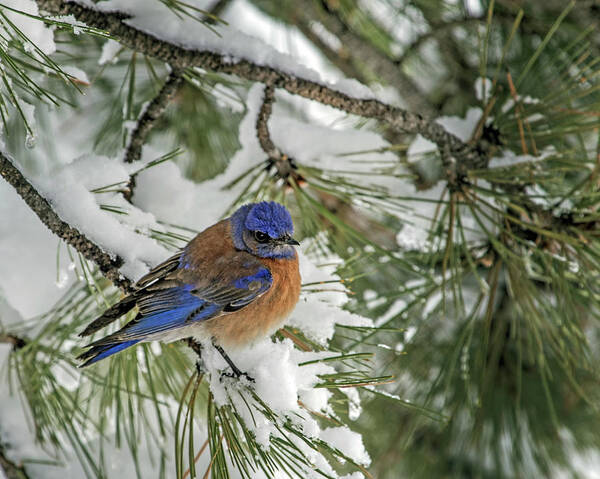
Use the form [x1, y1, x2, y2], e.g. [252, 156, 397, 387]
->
[204, 253, 301, 348]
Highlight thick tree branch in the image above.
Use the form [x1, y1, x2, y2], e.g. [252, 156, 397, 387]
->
[124, 68, 184, 165]
[250, 0, 436, 117]
[36, 0, 487, 180]
[0, 152, 132, 292]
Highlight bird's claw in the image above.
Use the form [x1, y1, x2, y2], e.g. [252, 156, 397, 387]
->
[219, 369, 255, 383]
[195, 360, 207, 375]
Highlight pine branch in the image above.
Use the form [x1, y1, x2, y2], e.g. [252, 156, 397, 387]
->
[0, 152, 132, 292]
[0, 146, 372, 476]
[35, 0, 487, 183]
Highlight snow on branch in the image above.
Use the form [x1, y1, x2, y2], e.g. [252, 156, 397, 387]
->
[0, 151, 132, 292]
[35, 0, 487, 183]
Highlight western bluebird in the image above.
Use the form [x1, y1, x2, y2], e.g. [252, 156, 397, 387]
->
[77, 201, 301, 377]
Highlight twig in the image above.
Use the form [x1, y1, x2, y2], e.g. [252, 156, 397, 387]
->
[255, 84, 278, 158]
[255, 84, 299, 180]
[123, 68, 184, 202]
[394, 17, 481, 67]
[0, 443, 30, 479]
[0, 152, 132, 292]
[255, 85, 307, 184]
[35, 0, 487, 181]
[124, 68, 184, 165]
[0, 334, 27, 350]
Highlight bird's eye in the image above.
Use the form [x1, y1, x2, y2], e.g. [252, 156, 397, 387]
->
[254, 231, 270, 243]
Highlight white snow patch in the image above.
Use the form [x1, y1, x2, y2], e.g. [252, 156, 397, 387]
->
[475, 77, 492, 102]
[63, 66, 90, 84]
[407, 134, 437, 160]
[375, 298, 407, 326]
[320, 426, 371, 466]
[0, 180, 76, 317]
[3, 0, 55, 55]
[437, 107, 482, 142]
[98, 38, 122, 65]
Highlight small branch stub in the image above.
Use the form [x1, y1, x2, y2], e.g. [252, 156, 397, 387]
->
[0, 334, 27, 350]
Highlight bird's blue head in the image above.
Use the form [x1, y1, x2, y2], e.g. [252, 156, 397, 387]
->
[231, 201, 299, 259]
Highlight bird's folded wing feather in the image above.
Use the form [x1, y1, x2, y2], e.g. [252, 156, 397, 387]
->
[87, 251, 272, 346]
[78, 252, 183, 337]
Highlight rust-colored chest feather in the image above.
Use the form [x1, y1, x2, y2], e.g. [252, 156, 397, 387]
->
[205, 254, 301, 347]
[190, 221, 301, 347]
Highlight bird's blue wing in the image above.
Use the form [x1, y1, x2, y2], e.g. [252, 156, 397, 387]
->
[114, 285, 220, 339]
[86, 266, 272, 345]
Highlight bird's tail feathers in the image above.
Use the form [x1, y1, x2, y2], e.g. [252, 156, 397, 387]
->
[79, 294, 139, 337]
[77, 338, 140, 367]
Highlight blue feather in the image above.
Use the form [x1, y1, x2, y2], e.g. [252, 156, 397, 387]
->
[233, 268, 272, 289]
[244, 201, 293, 238]
[120, 287, 218, 339]
[231, 202, 294, 246]
[230, 202, 296, 259]
[80, 339, 140, 366]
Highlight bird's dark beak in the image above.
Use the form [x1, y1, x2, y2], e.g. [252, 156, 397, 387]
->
[286, 237, 300, 246]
